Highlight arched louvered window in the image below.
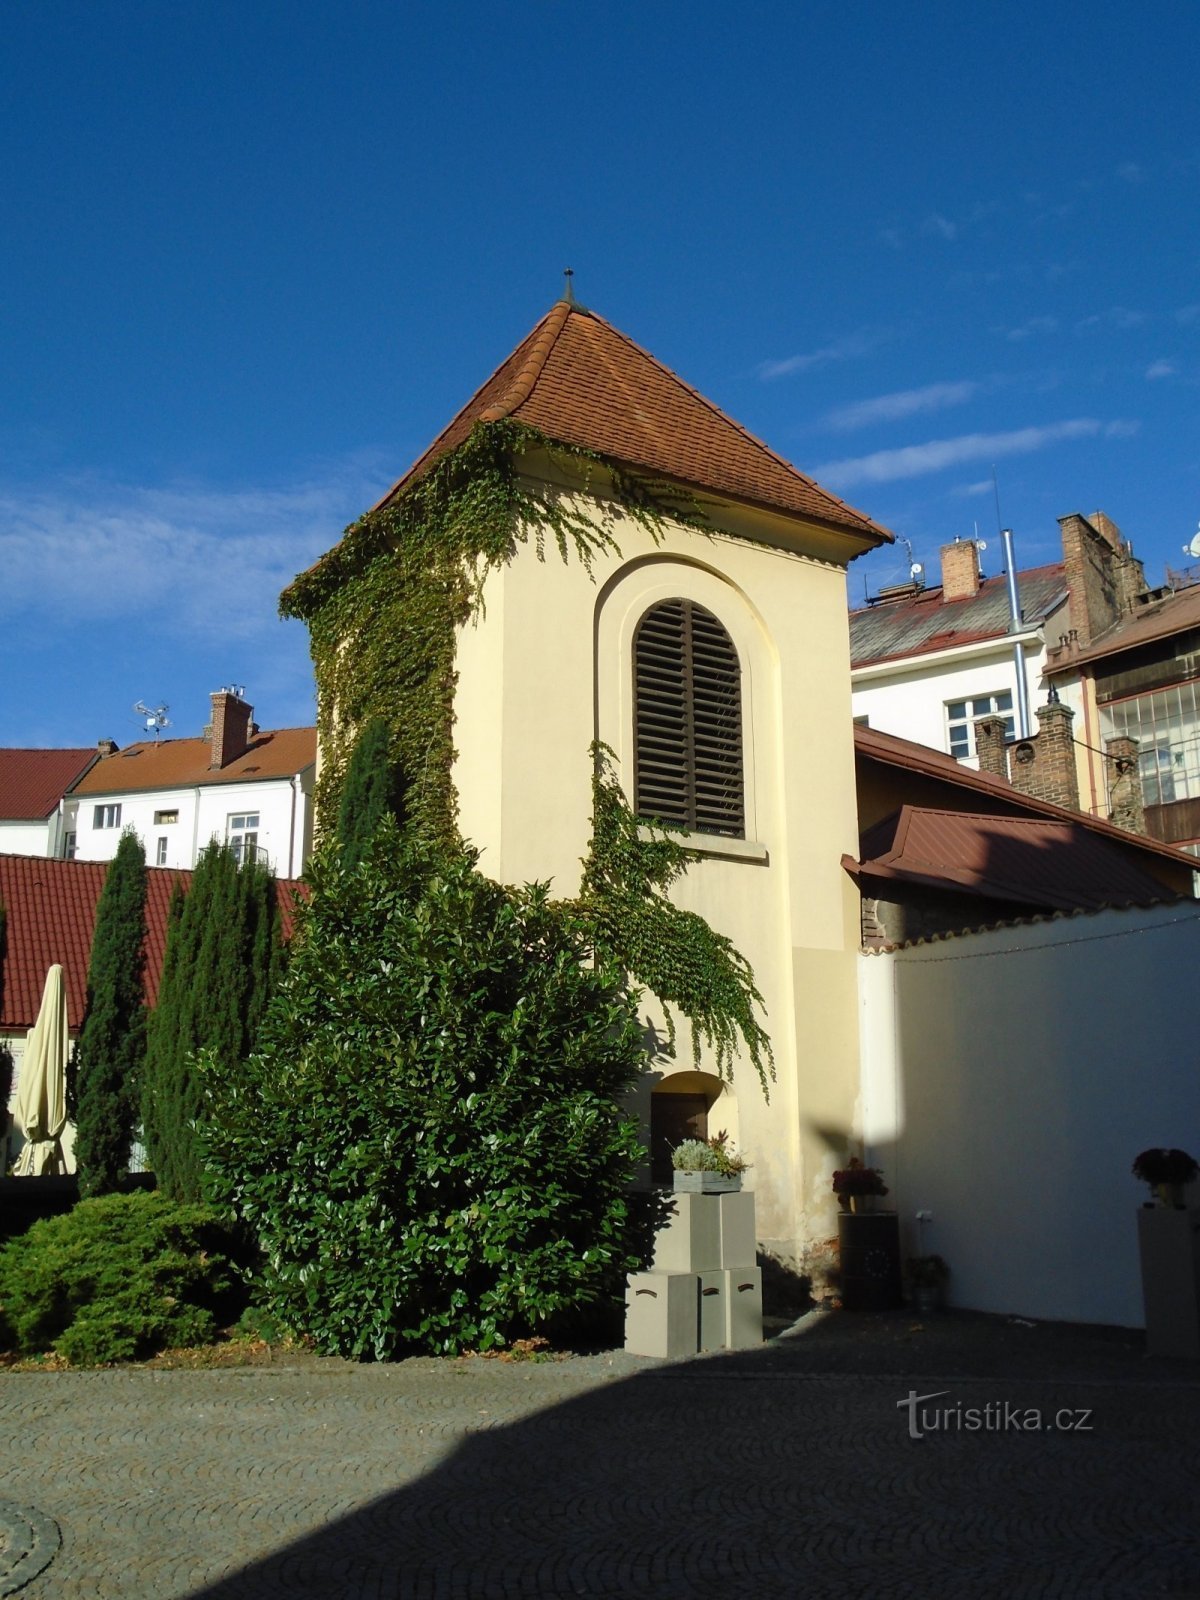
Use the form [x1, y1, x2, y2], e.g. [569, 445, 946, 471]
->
[634, 598, 744, 837]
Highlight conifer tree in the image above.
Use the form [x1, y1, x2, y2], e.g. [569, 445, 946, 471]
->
[142, 842, 280, 1202]
[74, 831, 148, 1197]
[335, 717, 407, 869]
[0, 899, 12, 1121]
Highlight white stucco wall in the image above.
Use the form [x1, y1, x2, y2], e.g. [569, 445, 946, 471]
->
[70, 773, 312, 876]
[0, 820, 55, 857]
[851, 635, 1046, 765]
[859, 901, 1200, 1327]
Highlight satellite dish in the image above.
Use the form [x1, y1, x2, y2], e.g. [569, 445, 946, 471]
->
[910, 561, 925, 583]
[977, 540, 988, 554]
[1185, 528, 1200, 560]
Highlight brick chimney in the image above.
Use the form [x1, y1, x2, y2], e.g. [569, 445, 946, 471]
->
[1007, 695, 1080, 811]
[940, 540, 982, 602]
[209, 688, 253, 770]
[974, 715, 1010, 780]
[96, 738, 118, 756]
[1105, 735, 1146, 835]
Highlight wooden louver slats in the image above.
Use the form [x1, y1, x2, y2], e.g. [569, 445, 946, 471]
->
[634, 599, 744, 836]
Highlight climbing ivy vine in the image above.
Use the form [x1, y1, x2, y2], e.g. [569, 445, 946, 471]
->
[580, 746, 774, 1092]
[283, 419, 698, 842]
[283, 417, 772, 1090]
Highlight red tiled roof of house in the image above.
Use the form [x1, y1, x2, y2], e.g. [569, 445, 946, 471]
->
[849, 564, 1068, 669]
[1047, 579, 1200, 672]
[849, 804, 1178, 912]
[72, 727, 316, 798]
[0, 749, 98, 822]
[373, 300, 894, 541]
[0, 855, 304, 1033]
[853, 723, 1200, 876]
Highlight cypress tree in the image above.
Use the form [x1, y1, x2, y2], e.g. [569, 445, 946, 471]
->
[142, 843, 280, 1202]
[74, 832, 148, 1197]
[336, 717, 407, 869]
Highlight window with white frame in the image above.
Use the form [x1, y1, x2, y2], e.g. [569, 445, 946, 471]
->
[227, 812, 261, 865]
[155, 836, 168, 866]
[945, 691, 1014, 759]
[154, 809, 179, 825]
[93, 803, 122, 829]
[1101, 682, 1200, 809]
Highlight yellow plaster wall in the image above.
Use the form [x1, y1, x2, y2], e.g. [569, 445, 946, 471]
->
[450, 479, 867, 1261]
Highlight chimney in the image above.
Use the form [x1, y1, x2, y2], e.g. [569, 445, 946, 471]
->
[974, 715, 1010, 780]
[209, 687, 253, 770]
[940, 540, 981, 602]
[1006, 695, 1080, 812]
[96, 738, 118, 756]
[1105, 735, 1146, 835]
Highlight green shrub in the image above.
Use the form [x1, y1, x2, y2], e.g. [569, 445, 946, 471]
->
[0, 1191, 249, 1365]
[203, 824, 646, 1359]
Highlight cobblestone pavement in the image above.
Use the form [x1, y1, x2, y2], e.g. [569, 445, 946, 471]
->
[1, 1311, 1198, 1599]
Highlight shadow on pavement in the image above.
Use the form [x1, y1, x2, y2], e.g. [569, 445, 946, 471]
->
[184, 1311, 1200, 1600]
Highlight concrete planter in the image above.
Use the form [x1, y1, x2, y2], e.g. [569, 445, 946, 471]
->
[1137, 1205, 1200, 1359]
[673, 1170, 742, 1194]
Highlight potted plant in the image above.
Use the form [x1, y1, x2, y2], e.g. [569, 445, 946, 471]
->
[832, 1158, 901, 1311]
[906, 1253, 949, 1315]
[832, 1156, 888, 1214]
[670, 1131, 747, 1194]
[1132, 1147, 1200, 1360]
[1133, 1148, 1199, 1210]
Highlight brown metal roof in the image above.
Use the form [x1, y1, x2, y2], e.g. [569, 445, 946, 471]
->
[849, 564, 1068, 669]
[0, 855, 304, 1034]
[853, 723, 1200, 876]
[1047, 581, 1200, 672]
[72, 727, 315, 799]
[850, 805, 1178, 912]
[374, 300, 894, 540]
[0, 749, 98, 822]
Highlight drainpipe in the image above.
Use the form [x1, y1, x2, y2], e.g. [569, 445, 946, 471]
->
[1002, 527, 1032, 739]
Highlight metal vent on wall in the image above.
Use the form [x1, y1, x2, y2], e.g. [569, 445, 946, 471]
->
[634, 598, 744, 837]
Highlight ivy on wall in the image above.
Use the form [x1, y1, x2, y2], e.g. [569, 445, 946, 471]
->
[283, 418, 772, 1089]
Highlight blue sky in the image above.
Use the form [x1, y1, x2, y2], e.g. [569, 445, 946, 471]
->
[2, 1, 1197, 746]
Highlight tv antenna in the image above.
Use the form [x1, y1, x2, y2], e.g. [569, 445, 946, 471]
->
[133, 700, 171, 738]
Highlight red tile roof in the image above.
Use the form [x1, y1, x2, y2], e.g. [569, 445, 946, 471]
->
[0, 749, 98, 822]
[853, 723, 1200, 876]
[0, 855, 304, 1033]
[72, 727, 315, 798]
[1047, 579, 1200, 671]
[374, 300, 894, 541]
[850, 805, 1178, 912]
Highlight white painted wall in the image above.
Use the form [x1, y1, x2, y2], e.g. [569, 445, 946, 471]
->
[859, 902, 1200, 1328]
[70, 773, 312, 877]
[852, 635, 1046, 765]
[0, 820, 55, 857]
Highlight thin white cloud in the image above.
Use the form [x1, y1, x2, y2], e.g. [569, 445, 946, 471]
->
[824, 381, 978, 432]
[1177, 305, 1200, 326]
[1104, 419, 1141, 438]
[757, 327, 891, 380]
[953, 480, 996, 499]
[1076, 306, 1147, 331]
[0, 457, 390, 638]
[1146, 359, 1178, 380]
[922, 213, 958, 242]
[1002, 316, 1059, 342]
[812, 419, 1109, 489]
[1116, 161, 1144, 183]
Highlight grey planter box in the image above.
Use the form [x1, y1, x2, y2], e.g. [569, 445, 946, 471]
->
[673, 1170, 742, 1194]
[1137, 1205, 1200, 1359]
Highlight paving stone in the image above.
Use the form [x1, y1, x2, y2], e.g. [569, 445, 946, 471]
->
[0, 1312, 1196, 1597]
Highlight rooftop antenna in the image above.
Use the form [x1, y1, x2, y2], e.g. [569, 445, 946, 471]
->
[133, 700, 171, 739]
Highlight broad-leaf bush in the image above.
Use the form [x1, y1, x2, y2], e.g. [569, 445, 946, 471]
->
[203, 824, 646, 1359]
[0, 1192, 247, 1366]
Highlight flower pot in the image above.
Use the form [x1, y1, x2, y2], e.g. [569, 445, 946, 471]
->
[673, 1170, 742, 1194]
[838, 1211, 902, 1312]
[910, 1281, 943, 1316]
[1136, 1205, 1200, 1359]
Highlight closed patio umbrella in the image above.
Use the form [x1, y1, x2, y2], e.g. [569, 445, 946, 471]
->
[13, 965, 69, 1177]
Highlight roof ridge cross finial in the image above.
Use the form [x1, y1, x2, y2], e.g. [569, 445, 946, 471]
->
[562, 266, 576, 305]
